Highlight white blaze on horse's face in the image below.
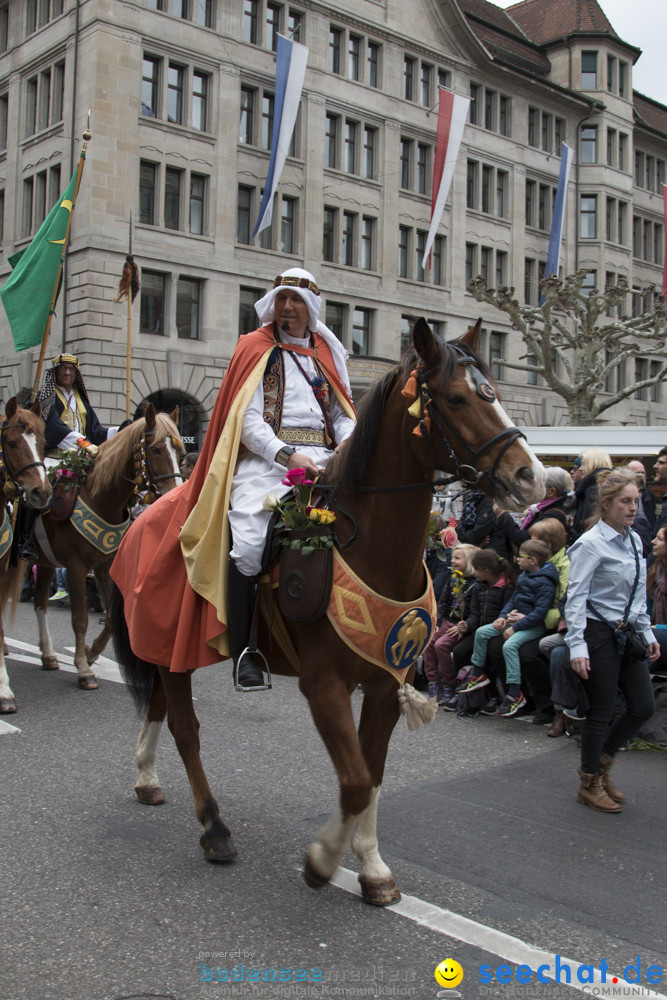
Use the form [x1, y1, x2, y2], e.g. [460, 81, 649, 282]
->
[461, 368, 545, 508]
[23, 427, 47, 488]
[166, 438, 184, 483]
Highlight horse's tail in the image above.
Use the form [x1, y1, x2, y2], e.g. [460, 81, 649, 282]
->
[109, 582, 157, 716]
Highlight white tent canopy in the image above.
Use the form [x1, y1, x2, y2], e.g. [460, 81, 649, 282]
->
[521, 426, 667, 458]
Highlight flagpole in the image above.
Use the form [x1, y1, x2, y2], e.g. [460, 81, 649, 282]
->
[126, 215, 132, 419]
[30, 115, 92, 402]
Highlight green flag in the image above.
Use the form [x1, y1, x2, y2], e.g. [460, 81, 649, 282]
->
[0, 166, 79, 352]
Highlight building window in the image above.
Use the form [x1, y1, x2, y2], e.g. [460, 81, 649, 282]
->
[141, 271, 167, 334]
[619, 61, 628, 98]
[606, 197, 616, 242]
[555, 118, 565, 150]
[398, 226, 410, 278]
[139, 161, 158, 225]
[189, 173, 206, 235]
[480, 246, 492, 287]
[237, 185, 253, 244]
[239, 285, 263, 336]
[581, 51, 597, 88]
[164, 167, 182, 230]
[288, 9, 302, 42]
[352, 307, 371, 355]
[431, 236, 445, 286]
[481, 165, 492, 214]
[348, 34, 361, 81]
[344, 119, 357, 174]
[342, 211, 356, 266]
[0, 5, 8, 53]
[467, 160, 478, 210]
[0, 93, 8, 151]
[192, 72, 208, 131]
[329, 26, 342, 74]
[415, 231, 427, 282]
[25, 60, 65, 137]
[167, 63, 185, 125]
[243, 0, 259, 44]
[607, 54, 616, 93]
[176, 277, 201, 339]
[618, 133, 628, 172]
[361, 216, 375, 270]
[325, 113, 339, 169]
[465, 243, 477, 285]
[469, 84, 480, 126]
[496, 251, 507, 288]
[325, 302, 346, 344]
[403, 56, 415, 101]
[142, 56, 160, 117]
[607, 128, 616, 167]
[484, 89, 496, 131]
[265, 2, 280, 50]
[634, 150, 644, 188]
[538, 184, 552, 232]
[261, 92, 274, 149]
[525, 180, 536, 228]
[489, 331, 505, 379]
[363, 126, 377, 180]
[528, 107, 538, 147]
[367, 42, 380, 88]
[524, 257, 536, 305]
[420, 63, 432, 107]
[20, 165, 61, 237]
[26, 0, 63, 35]
[496, 170, 508, 218]
[281, 196, 296, 253]
[581, 126, 597, 163]
[400, 138, 412, 189]
[499, 95, 511, 137]
[323, 206, 337, 262]
[580, 195, 597, 238]
[417, 143, 429, 195]
[239, 86, 254, 144]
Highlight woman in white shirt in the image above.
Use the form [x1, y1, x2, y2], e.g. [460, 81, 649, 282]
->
[565, 468, 659, 813]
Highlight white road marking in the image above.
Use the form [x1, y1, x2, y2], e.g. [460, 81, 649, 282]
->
[331, 868, 667, 998]
[6, 634, 662, 997]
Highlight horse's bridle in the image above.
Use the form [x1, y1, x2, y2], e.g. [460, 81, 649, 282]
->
[132, 430, 182, 505]
[416, 348, 527, 494]
[0, 418, 47, 500]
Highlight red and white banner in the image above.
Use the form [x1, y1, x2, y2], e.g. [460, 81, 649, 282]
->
[422, 88, 470, 270]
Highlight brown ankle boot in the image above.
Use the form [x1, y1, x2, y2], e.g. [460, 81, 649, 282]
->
[599, 753, 625, 803]
[577, 769, 622, 812]
[547, 711, 566, 737]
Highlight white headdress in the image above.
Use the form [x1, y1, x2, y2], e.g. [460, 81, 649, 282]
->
[254, 268, 351, 396]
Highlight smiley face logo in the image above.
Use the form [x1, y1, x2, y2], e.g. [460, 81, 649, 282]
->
[434, 959, 464, 989]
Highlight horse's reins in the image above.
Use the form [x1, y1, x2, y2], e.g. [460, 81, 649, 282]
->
[0, 417, 47, 500]
[319, 347, 527, 548]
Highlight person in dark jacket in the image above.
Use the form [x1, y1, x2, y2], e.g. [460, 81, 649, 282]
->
[456, 538, 559, 717]
[456, 491, 512, 560]
[570, 448, 612, 541]
[652, 447, 667, 536]
[626, 460, 656, 557]
[494, 466, 572, 555]
[37, 353, 117, 457]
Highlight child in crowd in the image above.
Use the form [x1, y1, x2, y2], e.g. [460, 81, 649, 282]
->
[443, 548, 516, 713]
[423, 543, 478, 705]
[456, 538, 559, 717]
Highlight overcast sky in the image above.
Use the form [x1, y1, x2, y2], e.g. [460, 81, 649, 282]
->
[490, 0, 667, 106]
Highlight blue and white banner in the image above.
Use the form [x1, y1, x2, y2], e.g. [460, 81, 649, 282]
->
[544, 142, 573, 284]
[252, 35, 308, 238]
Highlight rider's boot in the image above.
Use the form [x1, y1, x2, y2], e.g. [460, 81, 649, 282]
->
[227, 558, 266, 690]
[17, 506, 39, 562]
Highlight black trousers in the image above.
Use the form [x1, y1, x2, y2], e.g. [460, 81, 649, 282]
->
[580, 619, 655, 773]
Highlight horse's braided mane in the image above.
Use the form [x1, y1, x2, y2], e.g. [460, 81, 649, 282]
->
[324, 337, 490, 491]
[86, 411, 178, 502]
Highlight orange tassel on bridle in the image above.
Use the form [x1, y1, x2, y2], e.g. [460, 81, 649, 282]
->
[401, 369, 419, 400]
[113, 254, 140, 304]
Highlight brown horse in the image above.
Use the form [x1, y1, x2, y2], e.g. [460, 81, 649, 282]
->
[111, 319, 545, 904]
[0, 399, 51, 713]
[30, 405, 183, 690]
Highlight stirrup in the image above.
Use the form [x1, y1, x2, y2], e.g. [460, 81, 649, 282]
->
[233, 647, 272, 692]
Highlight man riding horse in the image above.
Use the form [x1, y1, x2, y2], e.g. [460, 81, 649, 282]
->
[38, 353, 118, 458]
[111, 267, 356, 690]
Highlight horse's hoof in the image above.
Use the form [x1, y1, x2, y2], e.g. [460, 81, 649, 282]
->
[78, 674, 99, 690]
[135, 786, 166, 806]
[303, 855, 331, 889]
[201, 834, 238, 864]
[41, 656, 59, 671]
[358, 876, 401, 907]
[0, 697, 17, 714]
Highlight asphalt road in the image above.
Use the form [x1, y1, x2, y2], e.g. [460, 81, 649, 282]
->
[2, 600, 666, 1000]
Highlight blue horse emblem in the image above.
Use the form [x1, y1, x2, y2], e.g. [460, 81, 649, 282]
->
[385, 607, 433, 671]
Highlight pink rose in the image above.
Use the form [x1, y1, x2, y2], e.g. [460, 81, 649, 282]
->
[440, 527, 458, 549]
[281, 468, 313, 487]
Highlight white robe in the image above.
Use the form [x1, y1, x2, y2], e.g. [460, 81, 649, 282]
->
[229, 331, 355, 575]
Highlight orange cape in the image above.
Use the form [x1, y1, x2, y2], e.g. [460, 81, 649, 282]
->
[110, 325, 354, 671]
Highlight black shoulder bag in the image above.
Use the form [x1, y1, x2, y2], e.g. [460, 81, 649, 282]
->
[586, 532, 649, 661]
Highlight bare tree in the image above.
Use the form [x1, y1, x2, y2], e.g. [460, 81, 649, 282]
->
[467, 270, 667, 425]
